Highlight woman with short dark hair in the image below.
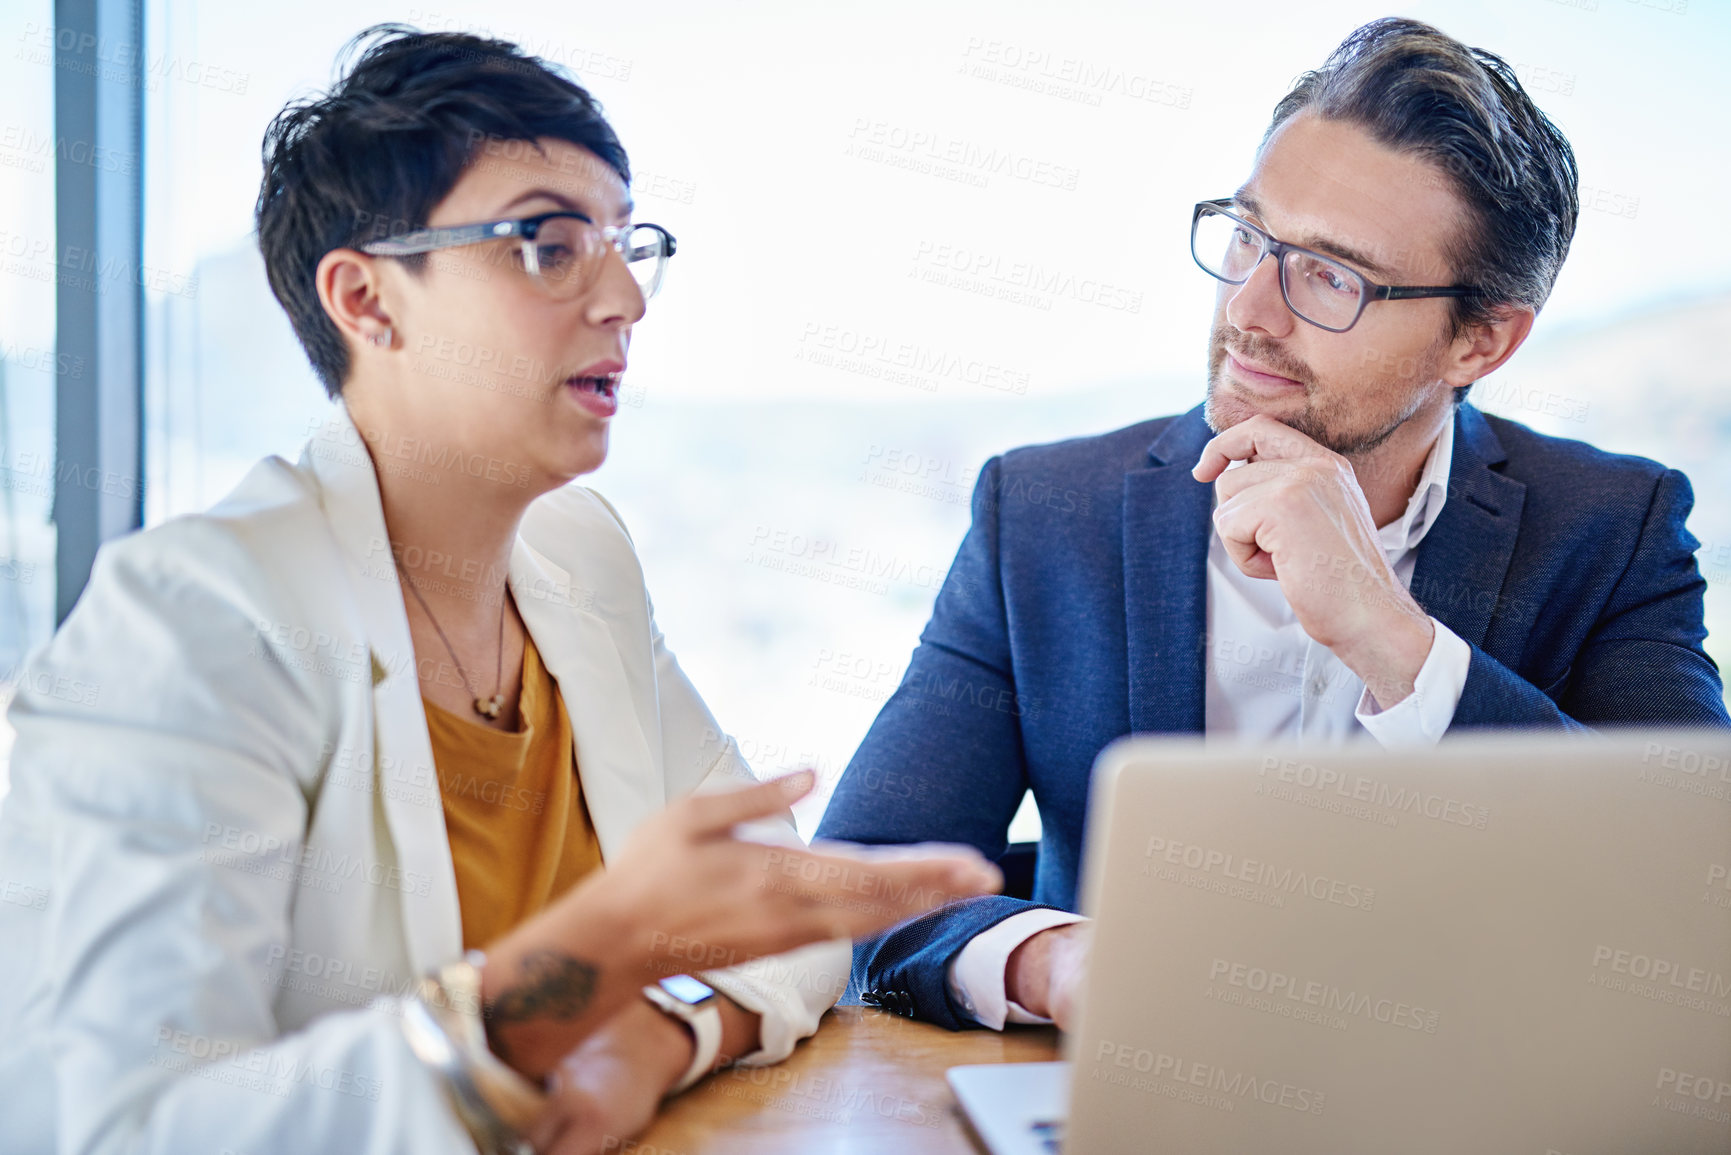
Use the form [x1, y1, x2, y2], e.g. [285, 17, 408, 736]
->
[0, 25, 997, 1155]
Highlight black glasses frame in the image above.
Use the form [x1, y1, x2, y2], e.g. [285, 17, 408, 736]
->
[1190, 199, 1480, 333]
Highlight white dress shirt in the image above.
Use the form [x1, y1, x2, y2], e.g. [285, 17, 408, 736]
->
[948, 418, 1473, 1028]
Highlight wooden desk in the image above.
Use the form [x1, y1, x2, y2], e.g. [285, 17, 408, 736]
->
[637, 1006, 1061, 1153]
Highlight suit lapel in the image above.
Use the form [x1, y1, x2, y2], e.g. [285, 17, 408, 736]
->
[303, 409, 667, 967]
[509, 537, 663, 864]
[1409, 404, 1527, 650]
[301, 406, 461, 975]
[1124, 407, 1215, 734]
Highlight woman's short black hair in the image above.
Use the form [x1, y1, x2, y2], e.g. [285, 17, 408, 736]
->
[1267, 17, 1579, 339]
[255, 23, 630, 398]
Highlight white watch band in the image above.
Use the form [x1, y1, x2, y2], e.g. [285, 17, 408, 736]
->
[643, 981, 722, 1093]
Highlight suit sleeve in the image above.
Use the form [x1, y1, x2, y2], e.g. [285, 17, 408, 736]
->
[815, 457, 1062, 1030]
[1453, 467, 1729, 730]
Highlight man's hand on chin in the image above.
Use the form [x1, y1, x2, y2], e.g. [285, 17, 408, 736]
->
[1191, 414, 1435, 710]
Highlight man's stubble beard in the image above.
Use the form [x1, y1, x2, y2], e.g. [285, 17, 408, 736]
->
[1203, 323, 1432, 459]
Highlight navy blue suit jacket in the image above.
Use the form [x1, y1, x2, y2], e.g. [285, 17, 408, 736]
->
[815, 403, 1730, 1029]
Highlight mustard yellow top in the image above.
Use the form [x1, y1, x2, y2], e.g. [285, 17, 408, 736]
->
[425, 631, 603, 951]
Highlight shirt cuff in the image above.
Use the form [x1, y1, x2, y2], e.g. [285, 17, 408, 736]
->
[1355, 617, 1471, 747]
[944, 908, 1089, 1030]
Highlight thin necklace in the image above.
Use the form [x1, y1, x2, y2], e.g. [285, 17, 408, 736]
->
[396, 557, 508, 719]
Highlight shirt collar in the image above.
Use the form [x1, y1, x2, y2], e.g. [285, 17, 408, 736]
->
[1209, 411, 1456, 555]
[1379, 412, 1455, 554]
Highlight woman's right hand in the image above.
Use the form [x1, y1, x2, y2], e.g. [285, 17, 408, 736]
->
[605, 768, 1002, 962]
[479, 769, 1001, 1078]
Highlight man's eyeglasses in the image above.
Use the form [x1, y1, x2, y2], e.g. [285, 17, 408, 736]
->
[360, 212, 678, 301]
[1190, 199, 1479, 333]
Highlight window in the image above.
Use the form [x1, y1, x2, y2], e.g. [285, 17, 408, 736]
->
[0, 1, 67, 794]
[119, 2, 1731, 835]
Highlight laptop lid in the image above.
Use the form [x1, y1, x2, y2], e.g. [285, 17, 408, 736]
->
[1063, 730, 1731, 1154]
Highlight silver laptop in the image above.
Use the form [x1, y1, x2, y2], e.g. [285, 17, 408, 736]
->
[949, 730, 1731, 1154]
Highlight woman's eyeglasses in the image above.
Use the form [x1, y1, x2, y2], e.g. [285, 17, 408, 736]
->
[360, 212, 677, 301]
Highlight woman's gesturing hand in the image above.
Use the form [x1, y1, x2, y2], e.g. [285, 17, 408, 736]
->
[481, 770, 1001, 1080]
[606, 769, 1002, 964]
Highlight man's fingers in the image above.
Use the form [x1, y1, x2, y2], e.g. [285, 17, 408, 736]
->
[1193, 415, 1326, 482]
[1209, 459, 1305, 505]
[682, 770, 814, 836]
[1213, 500, 1280, 580]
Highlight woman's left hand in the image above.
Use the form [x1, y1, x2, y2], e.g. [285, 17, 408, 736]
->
[526, 998, 693, 1155]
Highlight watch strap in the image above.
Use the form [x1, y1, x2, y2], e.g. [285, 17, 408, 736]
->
[643, 982, 723, 1093]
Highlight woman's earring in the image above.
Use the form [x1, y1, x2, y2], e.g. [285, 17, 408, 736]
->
[370, 327, 393, 348]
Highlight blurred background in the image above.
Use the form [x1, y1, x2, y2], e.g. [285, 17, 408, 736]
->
[2, 0, 1727, 837]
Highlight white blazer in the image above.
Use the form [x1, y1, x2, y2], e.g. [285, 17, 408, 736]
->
[0, 406, 849, 1155]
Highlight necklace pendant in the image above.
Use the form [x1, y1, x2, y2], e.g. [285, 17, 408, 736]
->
[475, 694, 504, 720]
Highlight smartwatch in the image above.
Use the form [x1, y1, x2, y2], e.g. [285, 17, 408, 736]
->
[641, 974, 722, 1093]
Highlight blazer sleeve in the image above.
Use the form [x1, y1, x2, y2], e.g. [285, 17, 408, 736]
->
[1453, 467, 1730, 730]
[587, 489, 850, 1066]
[0, 527, 477, 1155]
[815, 457, 1054, 1030]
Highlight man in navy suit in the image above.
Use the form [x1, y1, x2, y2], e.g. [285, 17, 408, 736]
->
[815, 17, 1730, 1033]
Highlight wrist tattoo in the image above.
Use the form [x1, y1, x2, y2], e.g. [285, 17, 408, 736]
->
[483, 950, 601, 1058]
